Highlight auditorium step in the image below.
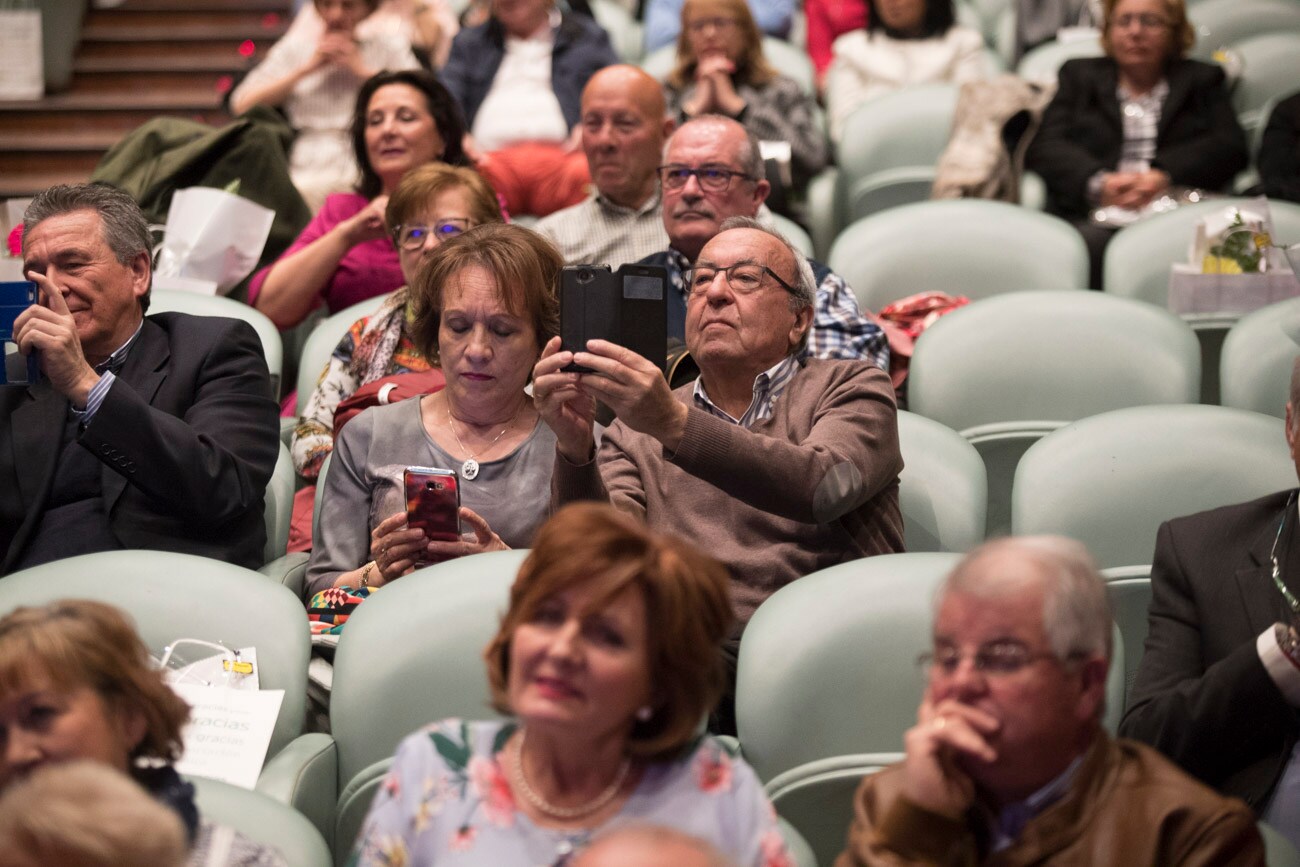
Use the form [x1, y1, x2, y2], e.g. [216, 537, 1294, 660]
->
[0, 0, 292, 202]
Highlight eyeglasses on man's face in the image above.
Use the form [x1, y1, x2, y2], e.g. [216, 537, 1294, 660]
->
[1110, 12, 1170, 29]
[658, 165, 754, 192]
[395, 219, 471, 250]
[685, 262, 798, 297]
[917, 640, 1072, 677]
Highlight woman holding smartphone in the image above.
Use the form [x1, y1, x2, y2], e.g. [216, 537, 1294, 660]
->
[304, 223, 561, 599]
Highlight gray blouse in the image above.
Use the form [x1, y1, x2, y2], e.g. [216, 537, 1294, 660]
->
[305, 398, 556, 598]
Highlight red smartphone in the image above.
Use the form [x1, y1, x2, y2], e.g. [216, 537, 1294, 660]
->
[403, 466, 461, 565]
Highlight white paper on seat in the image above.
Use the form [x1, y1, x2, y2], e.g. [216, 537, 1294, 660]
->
[172, 683, 284, 789]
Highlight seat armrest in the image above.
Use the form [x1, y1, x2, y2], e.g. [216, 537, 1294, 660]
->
[257, 732, 338, 847]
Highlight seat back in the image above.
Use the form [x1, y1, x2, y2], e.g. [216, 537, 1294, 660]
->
[908, 291, 1201, 534]
[1012, 405, 1294, 570]
[1015, 34, 1103, 83]
[766, 755, 899, 867]
[1102, 565, 1152, 711]
[771, 212, 815, 259]
[329, 550, 525, 787]
[835, 84, 960, 224]
[191, 775, 332, 867]
[591, 0, 643, 62]
[1221, 297, 1300, 419]
[1262, 821, 1300, 867]
[149, 289, 283, 395]
[827, 200, 1089, 313]
[736, 553, 961, 782]
[1230, 33, 1300, 132]
[1188, 0, 1300, 59]
[896, 411, 987, 552]
[263, 441, 295, 566]
[293, 293, 392, 404]
[0, 551, 310, 756]
[1103, 198, 1300, 306]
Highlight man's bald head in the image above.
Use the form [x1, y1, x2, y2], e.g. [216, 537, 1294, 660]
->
[580, 65, 674, 208]
[571, 825, 739, 867]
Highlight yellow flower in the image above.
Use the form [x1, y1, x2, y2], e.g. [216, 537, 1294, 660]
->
[1255, 232, 1272, 249]
[1202, 254, 1243, 274]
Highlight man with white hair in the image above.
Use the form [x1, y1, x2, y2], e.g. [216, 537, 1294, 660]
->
[639, 115, 887, 368]
[535, 219, 903, 732]
[1122, 355, 1300, 849]
[837, 536, 1263, 865]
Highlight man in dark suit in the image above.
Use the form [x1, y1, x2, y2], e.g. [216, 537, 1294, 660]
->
[2, 183, 279, 573]
[1121, 356, 1300, 845]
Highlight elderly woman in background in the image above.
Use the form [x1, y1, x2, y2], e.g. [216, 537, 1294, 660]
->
[351, 502, 789, 866]
[824, 0, 985, 142]
[229, 0, 419, 211]
[248, 70, 471, 329]
[440, 0, 618, 217]
[292, 163, 503, 482]
[0, 600, 285, 866]
[1025, 0, 1247, 288]
[305, 224, 561, 597]
[664, 0, 827, 192]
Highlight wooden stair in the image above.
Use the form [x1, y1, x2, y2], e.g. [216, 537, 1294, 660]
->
[0, 0, 292, 200]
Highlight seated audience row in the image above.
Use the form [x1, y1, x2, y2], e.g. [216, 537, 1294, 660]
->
[0, 519, 1273, 864]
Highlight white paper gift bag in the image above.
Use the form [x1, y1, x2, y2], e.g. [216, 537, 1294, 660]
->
[0, 9, 43, 101]
[154, 187, 275, 294]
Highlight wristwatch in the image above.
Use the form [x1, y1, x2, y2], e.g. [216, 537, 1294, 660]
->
[1275, 622, 1300, 666]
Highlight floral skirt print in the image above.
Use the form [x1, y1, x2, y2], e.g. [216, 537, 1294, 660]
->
[349, 719, 792, 867]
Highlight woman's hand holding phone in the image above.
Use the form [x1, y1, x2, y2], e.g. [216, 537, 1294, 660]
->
[368, 511, 427, 586]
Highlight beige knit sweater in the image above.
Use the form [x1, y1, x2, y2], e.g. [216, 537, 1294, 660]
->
[552, 358, 905, 628]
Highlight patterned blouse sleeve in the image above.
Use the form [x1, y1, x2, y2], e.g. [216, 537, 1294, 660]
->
[351, 731, 438, 866]
[291, 319, 365, 478]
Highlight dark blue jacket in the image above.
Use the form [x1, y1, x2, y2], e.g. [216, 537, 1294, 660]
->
[440, 13, 618, 131]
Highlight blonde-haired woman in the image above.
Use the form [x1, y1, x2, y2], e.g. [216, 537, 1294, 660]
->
[664, 0, 827, 191]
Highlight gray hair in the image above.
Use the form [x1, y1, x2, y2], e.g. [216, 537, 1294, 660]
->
[941, 535, 1113, 664]
[664, 115, 765, 182]
[23, 184, 153, 312]
[715, 216, 815, 355]
[573, 824, 739, 867]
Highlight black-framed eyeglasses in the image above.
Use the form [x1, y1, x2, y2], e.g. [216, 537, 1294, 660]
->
[658, 165, 754, 192]
[394, 219, 471, 250]
[684, 262, 798, 297]
[917, 642, 1077, 677]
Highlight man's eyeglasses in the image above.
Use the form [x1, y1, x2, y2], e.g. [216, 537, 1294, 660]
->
[658, 165, 754, 192]
[394, 219, 471, 250]
[685, 262, 798, 297]
[917, 642, 1076, 677]
[1110, 12, 1170, 29]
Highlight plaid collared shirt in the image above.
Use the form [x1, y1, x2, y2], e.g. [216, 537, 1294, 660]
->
[1116, 78, 1169, 172]
[534, 190, 669, 267]
[663, 248, 890, 371]
[692, 353, 802, 427]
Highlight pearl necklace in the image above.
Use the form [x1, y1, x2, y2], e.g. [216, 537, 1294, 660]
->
[446, 402, 522, 481]
[510, 729, 631, 820]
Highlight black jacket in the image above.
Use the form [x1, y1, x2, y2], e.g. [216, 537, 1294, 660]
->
[1027, 56, 1248, 218]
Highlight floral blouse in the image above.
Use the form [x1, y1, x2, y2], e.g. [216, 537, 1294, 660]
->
[349, 719, 791, 867]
